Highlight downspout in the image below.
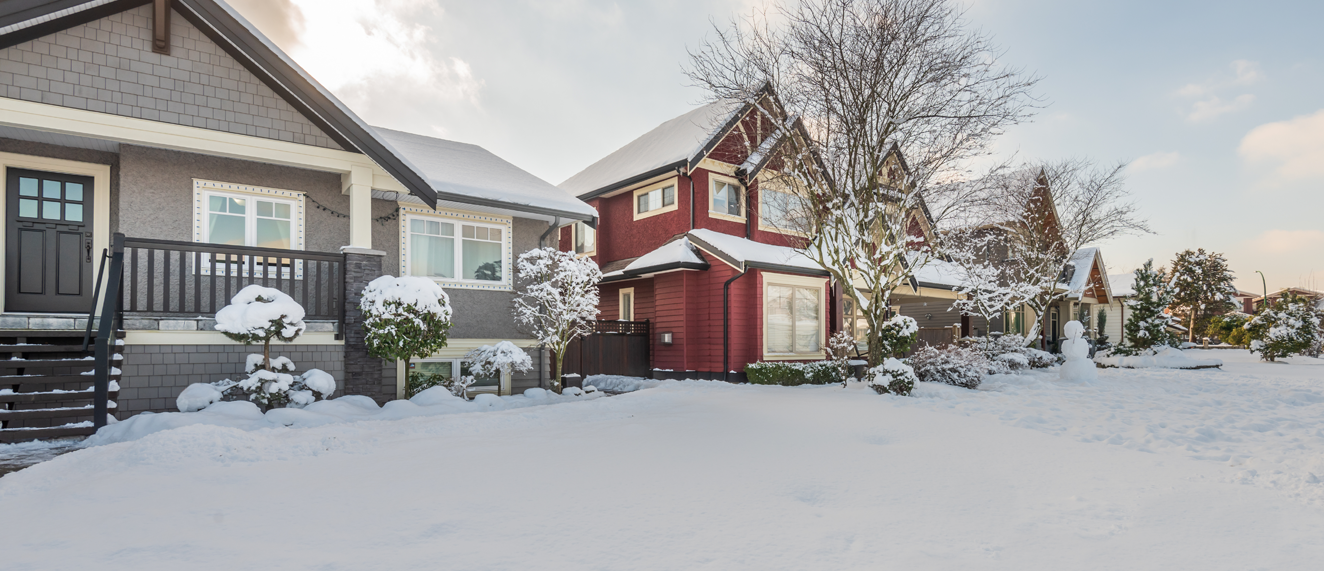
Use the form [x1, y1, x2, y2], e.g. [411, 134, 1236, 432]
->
[537, 217, 559, 389]
[722, 267, 748, 382]
[681, 166, 694, 230]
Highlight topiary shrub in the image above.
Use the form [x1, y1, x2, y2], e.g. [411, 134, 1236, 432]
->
[909, 344, 987, 389]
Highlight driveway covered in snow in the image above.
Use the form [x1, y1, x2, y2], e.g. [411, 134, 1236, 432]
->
[1, 350, 1322, 569]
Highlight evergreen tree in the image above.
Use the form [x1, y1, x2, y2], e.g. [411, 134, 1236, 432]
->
[1244, 293, 1322, 361]
[1166, 248, 1237, 343]
[1118, 259, 1178, 355]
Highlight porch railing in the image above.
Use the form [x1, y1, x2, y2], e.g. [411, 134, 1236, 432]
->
[120, 236, 346, 327]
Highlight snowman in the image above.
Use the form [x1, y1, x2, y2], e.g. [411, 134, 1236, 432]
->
[1059, 320, 1098, 382]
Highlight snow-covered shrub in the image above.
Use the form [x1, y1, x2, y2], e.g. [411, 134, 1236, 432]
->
[745, 361, 840, 386]
[960, 333, 1053, 370]
[826, 331, 856, 383]
[876, 315, 919, 357]
[459, 341, 534, 398]
[1245, 294, 1322, 362]
[992, 351, 1030, 372]
[909, 345, 986, 389]
[361, 275, 454, 387]
[406, 372, 451, 399]
[198, 285, 334, 411]
[1205, 314, 1250, 346]
[512, 247, 602, 393]
[866, 358, 918, 396]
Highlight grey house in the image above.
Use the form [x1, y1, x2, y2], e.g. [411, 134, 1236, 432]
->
[0, 0, 594, 440]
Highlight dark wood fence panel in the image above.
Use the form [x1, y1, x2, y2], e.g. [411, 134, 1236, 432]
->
[120, 237, 344, 323]
[562, 320, 651, 378]
[916, 326, 957, 350]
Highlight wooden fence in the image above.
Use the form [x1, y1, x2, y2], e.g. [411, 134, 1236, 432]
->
[561, 320, 651, 378]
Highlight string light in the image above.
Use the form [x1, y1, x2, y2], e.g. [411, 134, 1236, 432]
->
[305, 194, 400, 226]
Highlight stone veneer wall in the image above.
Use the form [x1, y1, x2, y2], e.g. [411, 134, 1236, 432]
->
[0, 4, 342, 149]
[118, 344, 345, 417]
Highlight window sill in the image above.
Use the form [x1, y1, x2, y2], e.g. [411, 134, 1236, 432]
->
[420, 276, 513, 292]
[757, 223, 808, 238]
[761, 352, 825, 361]
[708, 210, 747, 224]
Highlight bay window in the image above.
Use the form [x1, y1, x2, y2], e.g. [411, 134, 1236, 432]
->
[764, 274, 825, 357]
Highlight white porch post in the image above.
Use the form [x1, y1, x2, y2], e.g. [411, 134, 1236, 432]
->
[343, 165, 374, 249]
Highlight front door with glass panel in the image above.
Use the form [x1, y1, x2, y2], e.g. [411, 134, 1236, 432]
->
[5, 168, 95, 313]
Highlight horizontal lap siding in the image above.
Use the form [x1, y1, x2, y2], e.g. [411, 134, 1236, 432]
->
[652, 272, 688, 372]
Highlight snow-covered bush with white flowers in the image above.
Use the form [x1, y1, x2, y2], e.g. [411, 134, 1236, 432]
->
[512, 247, 601, 393]
[909, 344, 987, 389]
[177, 285, 335, 412]
[361, 275, 454, 389]
[866, 358, 918, 396]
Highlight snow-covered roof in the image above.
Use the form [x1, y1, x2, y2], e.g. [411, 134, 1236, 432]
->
[932, 169, 1051, 232]
[375, 128, 596, 219]
[1108, 272, 1137, 297]
[559, 102, 740, 198]
[687, 229, 825, 274]
[912, 258, 965, 288]
[623, 237, 706, 273]
[1062, 247, 1110, 300]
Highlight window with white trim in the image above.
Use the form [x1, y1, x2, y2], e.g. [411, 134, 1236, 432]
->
[636, 185, 675, 214]
[711, 178, 744, 218]
[759, 187, 804, 232]
[204, 192, 295, 249]
[411, 358, 501, 391]
[765, 278, 824, 356]
[407, 216, 506, 283]
[619, 288, 635, 321]
[573, 221, 596, 255]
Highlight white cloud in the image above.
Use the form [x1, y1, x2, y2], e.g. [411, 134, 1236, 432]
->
[1176, 60, 1261, 122]
[1187, 94, 1254, 123]
[1239, 109, 1324, 182]
[1250, 229, 1324, 254]
[1129, 151, 1179, 172]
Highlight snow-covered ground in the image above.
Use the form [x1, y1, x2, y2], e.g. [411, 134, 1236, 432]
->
[2, 349, 1323, 569]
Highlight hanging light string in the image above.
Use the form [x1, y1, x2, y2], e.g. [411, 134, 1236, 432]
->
[305, 194, 400, 227]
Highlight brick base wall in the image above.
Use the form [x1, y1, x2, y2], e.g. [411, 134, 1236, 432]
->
[118, 344, 344, 417]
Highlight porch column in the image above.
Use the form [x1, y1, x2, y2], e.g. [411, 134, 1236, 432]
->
[342, 247, 392, 403]
[342, 165, 373, 249]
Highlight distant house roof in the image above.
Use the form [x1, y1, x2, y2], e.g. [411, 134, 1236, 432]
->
[374, 128, 596, 220]
[559, 101, 741, 199]
[1108, 272, 1137, 297]
[1, 0, 596, 221]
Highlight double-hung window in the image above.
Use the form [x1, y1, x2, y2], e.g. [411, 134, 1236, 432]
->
[711, 177, 744, 219]
[765, 277, 824, 356]
[636, 185, 675, 215]
[407, 216, 506, 284]
[205, 193, 294, 250]
[573, 222, 596, 255]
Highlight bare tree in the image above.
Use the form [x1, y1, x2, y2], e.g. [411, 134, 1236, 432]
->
[686, 0, 1039, 366]
[944, 160, 1151, 347]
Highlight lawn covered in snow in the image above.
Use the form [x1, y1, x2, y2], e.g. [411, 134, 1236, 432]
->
[2, 349, 1323, 569]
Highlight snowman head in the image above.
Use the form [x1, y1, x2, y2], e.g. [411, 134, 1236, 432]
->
[1063, 320, 1085, 340]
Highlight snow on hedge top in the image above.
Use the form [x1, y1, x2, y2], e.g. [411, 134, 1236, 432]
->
[687, 228, 821, 272]
[559, 101, 740, 197]
[361, 275, 452, 320]
[374, 127, 595, 218]
[214, 285, 306, 338]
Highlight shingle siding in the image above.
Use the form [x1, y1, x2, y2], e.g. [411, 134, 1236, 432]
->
[0, 5, 343, 150]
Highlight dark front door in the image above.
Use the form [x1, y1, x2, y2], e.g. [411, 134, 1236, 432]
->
[5, 168, 96, 313]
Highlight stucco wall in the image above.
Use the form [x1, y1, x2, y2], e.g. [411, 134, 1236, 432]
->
[117, 144, 350, 251]
[0, 5, 342, 149]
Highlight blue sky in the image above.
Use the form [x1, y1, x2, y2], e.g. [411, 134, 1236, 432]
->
[231, 0, 1323, 293]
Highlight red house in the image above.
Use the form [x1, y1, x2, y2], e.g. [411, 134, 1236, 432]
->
[558, 89, 864, 380]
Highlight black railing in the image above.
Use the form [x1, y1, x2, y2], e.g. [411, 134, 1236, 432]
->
[92, 234, 126, 428]
[120, 236, 346, 325]
[593, 319, 650, 335]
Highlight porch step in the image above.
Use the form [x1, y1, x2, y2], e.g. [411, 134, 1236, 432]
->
[0, 330, 125, 339]
[0, 344, 98, 353]
[0, 374, 121, 387]
[0, 355, 120, 369]
[0, 404, 114, 422]
[0, 423, 97, 443]
[0, 390, 118, 405]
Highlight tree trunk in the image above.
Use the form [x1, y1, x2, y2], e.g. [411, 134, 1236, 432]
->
[551, 347, 564, 395]
[263, 338, 271, 372]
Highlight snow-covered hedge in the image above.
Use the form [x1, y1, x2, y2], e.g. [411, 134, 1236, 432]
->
[960, 334, 1058, 371]
[745, 360, 842, 386]
[361, 275, 454, 379]
[1244, 294, 1322, 362]
[909, 344, 986, 389]
[866, 358, 918, 396]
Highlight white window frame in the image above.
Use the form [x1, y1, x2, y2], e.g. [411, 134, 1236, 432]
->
[761, 272, 827, 360]
[632, 177, 679, 221]
[410, 357, 504, 395]
[400, 207, 514, 291]
[756, 180, 809, 237]
[619, 287, 635, 321]
[573, 221, 597, 256]
[708, 173, 746, 222]
[191, 179, 306, 279]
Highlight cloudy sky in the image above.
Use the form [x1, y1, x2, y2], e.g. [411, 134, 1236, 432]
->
[228, 0, 1323, 294]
